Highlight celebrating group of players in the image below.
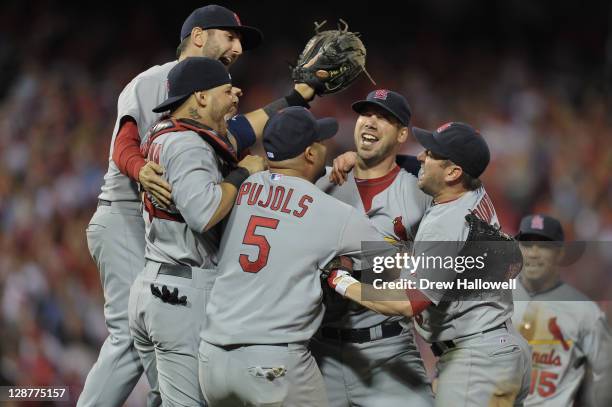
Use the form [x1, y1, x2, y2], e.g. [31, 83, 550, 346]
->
[77, 4, 612, 407]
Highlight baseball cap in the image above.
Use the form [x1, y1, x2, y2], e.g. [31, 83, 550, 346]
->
[351, 89, 412, 127]
[412, 122, 490, 178]
[516, 214, 565, 242]
[152, 57, 231, 113]
[180, 5, 263, 51]
[263, 107, 339, 162]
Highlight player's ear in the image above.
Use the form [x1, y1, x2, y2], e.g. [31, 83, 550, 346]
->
[191, 27, 208, 48]
[397, 126, 409, 143]
[303, 145, 316, 164]
[445, 164, 463, 183]
[194, 91, 208, 108]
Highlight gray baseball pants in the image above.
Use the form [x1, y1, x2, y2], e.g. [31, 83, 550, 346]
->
[199, 340, 329, 407]
[129, 261, 218, 406]
[79, 201, 160, 407]
[311, 328, 433, 407]
[432, 322, 531, 406]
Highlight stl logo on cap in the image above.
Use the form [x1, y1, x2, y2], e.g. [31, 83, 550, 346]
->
[233, 13, 241, 25]
[374, 89, 389, 100]
[436, 122, 453, 133]
[531, 215, 545, 230]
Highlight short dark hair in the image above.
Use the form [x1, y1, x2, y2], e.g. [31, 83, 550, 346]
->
[459, 171, 482, 190]
[440, 159, 482, 190]
[176, 36, 190, 59]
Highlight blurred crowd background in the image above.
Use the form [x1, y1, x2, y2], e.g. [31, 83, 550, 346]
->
[0, 0, 610, 404]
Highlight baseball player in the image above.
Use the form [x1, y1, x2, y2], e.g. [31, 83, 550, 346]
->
[311, 89, 434, 406]
[82, 5, 315, 406]
[198, 106, 382, 407]
[128, 57, 267, 406]
[512, 214, 612, 406]
[327, 122, 532, 406]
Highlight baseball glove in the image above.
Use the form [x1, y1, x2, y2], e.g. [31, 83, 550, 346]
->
[449, 212, 523, 300]
[292, 19, 374, 95]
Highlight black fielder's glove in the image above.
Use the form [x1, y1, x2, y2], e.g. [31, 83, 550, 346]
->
[292, 19, 374, 95]
[150, 284, 187, 305]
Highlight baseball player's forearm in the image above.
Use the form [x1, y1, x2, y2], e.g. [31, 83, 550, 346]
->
[203, 182, 239, 232]
[113, 118, 146, 182]
[344, 282, 414, 317]
[244, 84, 315, 142]
[242, 109, 269, 141]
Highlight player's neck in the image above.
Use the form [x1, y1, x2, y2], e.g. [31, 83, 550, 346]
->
[173, 105, 222, 134]
[354, 154, 397, 179]
[432, 186, 467, 205]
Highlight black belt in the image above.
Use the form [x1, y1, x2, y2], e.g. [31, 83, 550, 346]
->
[219, 343, 289, 351]
[97, 199, 140, 207]
[158, 264, 192, 279]
[319, 321, 403, 344]
[430, 322, 508, 357]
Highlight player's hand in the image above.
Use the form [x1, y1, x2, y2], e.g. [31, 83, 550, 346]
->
[330, 151, 358, 185]
[294, 83, 315, 102]
[238, 155, 267, 175]
[327, 269, 358, 296]
[139, 161, 172, 209]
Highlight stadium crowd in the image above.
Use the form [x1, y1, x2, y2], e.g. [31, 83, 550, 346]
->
[0, 2, 610, 404]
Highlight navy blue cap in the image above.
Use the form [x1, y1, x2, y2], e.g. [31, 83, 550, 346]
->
[152, 57, 231, 113]
[517, 214, 565, 242]
[263, 107, 339, 162]
[180, 5, 263, 51]
[413, 122, 490, 178]
[351, 89, 412, 127]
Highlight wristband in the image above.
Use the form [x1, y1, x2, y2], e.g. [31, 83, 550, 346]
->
[285, 88, 311, 107]
[223, 167, 250, 189]
[328, 270, 358, 297]
[263, 89, 311, 118]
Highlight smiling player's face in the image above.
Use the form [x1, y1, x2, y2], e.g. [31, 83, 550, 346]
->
[519, 238, 560, 283]
[354, 106, 405, 166]
[202, 29, 243, 67]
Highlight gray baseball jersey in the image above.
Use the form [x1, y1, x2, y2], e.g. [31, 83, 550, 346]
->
[411, 186, 513, 342]
[202, 171, 382, 346]
[316, 166, 432, 329]
[80, 60, 177, 407]
[99, 61, 177, 202]
[513, 279, 612, 406]
[143, 129, 224, 267]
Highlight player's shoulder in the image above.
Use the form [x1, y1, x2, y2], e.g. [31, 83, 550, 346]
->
[556, 283, 602, 312]
[394, 168, 431, 198]
[136, 60, 177, 81]
[157, 129, 214, 156]
[125, 60, 178, 90]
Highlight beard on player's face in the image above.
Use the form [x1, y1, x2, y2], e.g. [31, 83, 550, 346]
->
[204, 86, 235, 135]
[201, 30, 240, 67]
[417, 160, 446, 197]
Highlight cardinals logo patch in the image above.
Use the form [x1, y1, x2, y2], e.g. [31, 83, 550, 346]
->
[393, 216, 409, 241]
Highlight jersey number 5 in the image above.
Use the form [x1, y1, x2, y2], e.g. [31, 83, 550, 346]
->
[239, 215, 280, 273]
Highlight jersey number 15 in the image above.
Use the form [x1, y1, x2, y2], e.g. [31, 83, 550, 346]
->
[239, 215, 280, 273]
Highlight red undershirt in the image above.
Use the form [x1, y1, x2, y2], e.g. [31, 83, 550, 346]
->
[112, 118, 145, 182]
[354, 164, 432, 314]
[354, 165, 401, 212]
